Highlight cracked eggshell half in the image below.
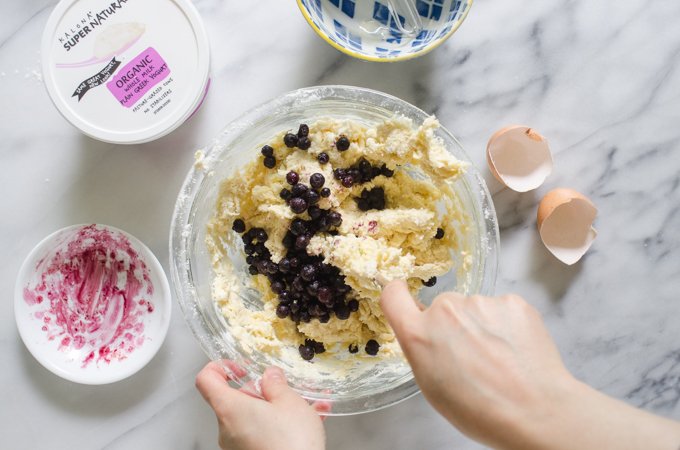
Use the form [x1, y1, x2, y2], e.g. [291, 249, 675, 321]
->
[487, 126, 553, 192]
[537, 188, 598, 265]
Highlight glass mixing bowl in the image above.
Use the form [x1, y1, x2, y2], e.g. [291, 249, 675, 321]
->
[169, 85, 499, 415]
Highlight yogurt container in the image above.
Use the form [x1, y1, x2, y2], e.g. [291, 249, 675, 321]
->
[42, 0, 211, 144]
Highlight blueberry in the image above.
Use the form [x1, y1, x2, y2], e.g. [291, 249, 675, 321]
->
[263, 156, 276, 169]
[280, 188, 292, 201]
[307, 219, 320, 234]
[246, 255, 255, 265]
[300, 264, 317, 281]
[298, 124, 309, 137]
[336, 136, 350, 151]
[279, 258, 291, 273]
[308, 205, 322, 219]
[349, 344, 359, 354]
[284, 133, 298, 148]
[261, 145, 274, 157]
[357, 199, 370, 211]
[282, 232, 296, 248]
[350, 169, 362, 182]
[290, 257, 300, 269]
[290, 197, 308, 214]
[333, 168, 345, 180]
[232, 219, 246, 233]
[318, 286, 332, 303]
[254, 242, 266, 255]
[320, 187, 331, 198]
[278, 291, 292, 303]
[381, 164, 394, 177]
[310, 173, 325, 189]
[348, 299, 359, 312]
[423, 277, 437, 287]
[286, 171, 299, 185]
[267, 273, 281, 283]
[370, 187, 384, 198]
[318, 314, 330, 323]
[365, 340, 380, 355]
[276, 304, 290, 319]
[256, 229, 268, 242]
[291, 183, 308, 197]
[314, 342, 325, 354]
[359, 160, 372, 174]
[299, 344, 314, 360]
[336, 283, 351, 294]
[316, 303, 328, 316]
[248, 265, 259, 275]
[316, 216, 330, 233]
[335, 304, 350, 320]
[318, 153, 329, 165]
[371, 166, 381, 178]
[267, 262, 278, 274]
[371, 198, 386, 210]
[257, 260, 269, 274]
[342, 176, 353, 188]
[361, 189, 370, 200]
[306, 189, 320, 206]
[290, 311, 301, 322]
[307, 280, 321, 296]
[327, 212, 342, 227]
[300, 311, 311, 323]
[295, 234, 310, 249]
[270, 281, 285, 295]
[298, 136, 311, 150]
[435, 228, 445, 239]
[290, 218, 308, 236]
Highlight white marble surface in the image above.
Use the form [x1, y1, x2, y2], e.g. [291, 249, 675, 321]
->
[2, 0, 680, 448]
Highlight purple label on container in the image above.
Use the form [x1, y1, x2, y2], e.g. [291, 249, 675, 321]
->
[106, 47, 170, 108]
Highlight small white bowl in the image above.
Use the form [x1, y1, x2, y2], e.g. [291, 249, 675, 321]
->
[15, 224, 172, 385]
[298, 0, 473, 61]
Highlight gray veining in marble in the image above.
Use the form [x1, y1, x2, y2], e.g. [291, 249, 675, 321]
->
[1, 0, 680, 449]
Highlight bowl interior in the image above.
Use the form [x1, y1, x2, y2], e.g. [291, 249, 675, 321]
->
[298, 0, 473, 61]
[171, 86, 498, 414]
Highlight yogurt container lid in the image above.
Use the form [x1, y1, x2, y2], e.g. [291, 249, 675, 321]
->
[42, 0, 211, 144]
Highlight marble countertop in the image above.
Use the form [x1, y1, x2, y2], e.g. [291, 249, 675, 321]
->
[2, 0, 679, 448]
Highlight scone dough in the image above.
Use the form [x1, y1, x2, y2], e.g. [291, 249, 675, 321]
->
[206, 115, 471, 364]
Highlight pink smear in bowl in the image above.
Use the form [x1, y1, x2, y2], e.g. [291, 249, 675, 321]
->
[23, 225, 155, 368]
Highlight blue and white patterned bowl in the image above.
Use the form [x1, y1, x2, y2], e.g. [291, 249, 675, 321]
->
[298, 0, 473, 61]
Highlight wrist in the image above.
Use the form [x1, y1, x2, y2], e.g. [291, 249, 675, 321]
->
[511, 375, 680, 450]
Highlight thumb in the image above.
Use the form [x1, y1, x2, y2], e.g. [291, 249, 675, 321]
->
[380, 279, 422, 338]
[261, 366, 305, 406]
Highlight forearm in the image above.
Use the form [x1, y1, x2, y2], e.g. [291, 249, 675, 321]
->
[516, 377, 680, 450]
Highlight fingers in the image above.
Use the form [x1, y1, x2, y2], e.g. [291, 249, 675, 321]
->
[312, 398, 332, 421]
[261, 366, 306, 407]
[196, 362, 249, 415]
[380, 279, 421, 337]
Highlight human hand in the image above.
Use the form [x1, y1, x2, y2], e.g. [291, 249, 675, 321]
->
[196, 362, 328, 450]
[380, 281, 680, 450]
[380, 281, 569, 449]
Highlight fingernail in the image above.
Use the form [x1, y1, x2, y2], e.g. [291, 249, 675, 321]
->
[266, 366, 284, 379]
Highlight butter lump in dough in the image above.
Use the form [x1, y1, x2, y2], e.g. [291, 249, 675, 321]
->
[206, 115, 471, 364]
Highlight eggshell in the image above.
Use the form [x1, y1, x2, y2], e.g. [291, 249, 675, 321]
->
[537, 188, 598, 265]
[487, 126, 553, 192]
